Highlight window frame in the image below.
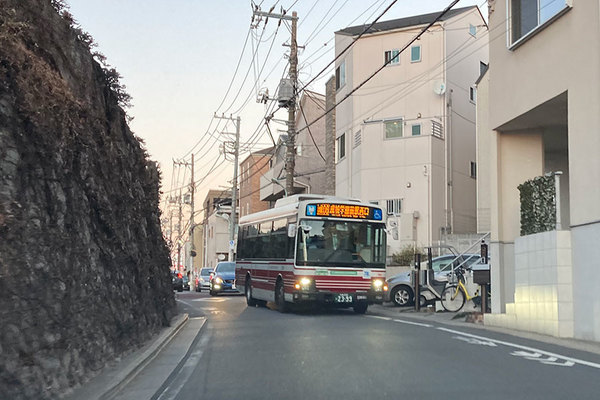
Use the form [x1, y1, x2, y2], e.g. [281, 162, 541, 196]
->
[507, 0, 572, 50]
[336, 133, 346, 162]
[384, 49, 400, 66]
[411, 124, 421, 136]
[410, 45, 421, 63]
[384, 118, 404, 139]
[335, 59, 346, 90]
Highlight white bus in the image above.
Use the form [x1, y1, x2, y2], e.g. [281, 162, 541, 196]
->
[235, 194, 387, 314]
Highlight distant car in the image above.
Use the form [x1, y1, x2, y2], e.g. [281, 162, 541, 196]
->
[182, 275, 190, 291]
[385, 254, 483, 307]
[172, 272, 183, 292]
[209, 261, 238, 296]
[195, 268, 212, 292]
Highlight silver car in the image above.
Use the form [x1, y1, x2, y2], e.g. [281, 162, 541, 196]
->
[385, 254, 483, 306]
[195, 268, 212, 292]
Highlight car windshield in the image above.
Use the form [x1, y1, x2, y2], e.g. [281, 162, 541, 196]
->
[296, 219, 386, 267]
[200, 269, 211, 276]
[216, 262, 235, 273]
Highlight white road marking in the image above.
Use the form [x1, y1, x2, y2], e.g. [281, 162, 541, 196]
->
[437, 327, 600, 369]
[510, 351, 575, 367]
[453, 335, 497, 347]
[191, 298, 229, 302]
[366, 315, 392, 321]
[393, 319, 433, 328]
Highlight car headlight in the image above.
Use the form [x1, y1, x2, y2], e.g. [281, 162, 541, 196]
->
[295, 277, 312, 290]
[372, 279, 384, 292]
[215, 277, 223, 284]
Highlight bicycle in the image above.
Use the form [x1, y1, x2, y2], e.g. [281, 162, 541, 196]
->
[440, 267, 487, 312]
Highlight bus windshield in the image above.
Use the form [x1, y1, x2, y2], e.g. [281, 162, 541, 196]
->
[296, 219, 386, 268]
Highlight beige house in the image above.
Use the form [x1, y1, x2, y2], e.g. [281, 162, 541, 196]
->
[478, 1, 600, 341]
[334, 6, 488, 254]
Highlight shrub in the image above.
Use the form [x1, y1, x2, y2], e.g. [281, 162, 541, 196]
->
[391, 245, 423, 266]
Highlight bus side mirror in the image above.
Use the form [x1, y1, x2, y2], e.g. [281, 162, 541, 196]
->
[288, 224, 297, 238]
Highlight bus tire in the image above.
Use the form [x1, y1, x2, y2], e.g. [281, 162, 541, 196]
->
[275, 279, 288, 313]
[245, 276, 257, 307]
[353, 302, 368, 314]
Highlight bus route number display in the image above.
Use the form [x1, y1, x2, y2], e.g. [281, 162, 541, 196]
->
[306, 203, 383, 220]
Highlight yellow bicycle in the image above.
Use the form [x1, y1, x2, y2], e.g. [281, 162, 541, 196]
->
[440, 267, 482, 312]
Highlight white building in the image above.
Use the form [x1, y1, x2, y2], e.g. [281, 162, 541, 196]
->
[334, 6, 488, 255]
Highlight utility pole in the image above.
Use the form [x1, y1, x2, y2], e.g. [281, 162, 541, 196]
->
[215, 114, 241, 262]
[177, 189, 183, 271]
[252, 8, 299, 195]
[174, 158, 194, 271]
[285, 11, 298, 196]
[189, 154, 196, 272]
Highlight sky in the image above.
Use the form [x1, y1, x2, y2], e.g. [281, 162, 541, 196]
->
[66, 0, 484, 214]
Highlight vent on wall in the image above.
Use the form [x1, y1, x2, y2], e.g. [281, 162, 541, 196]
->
[353, 130, 361, 148]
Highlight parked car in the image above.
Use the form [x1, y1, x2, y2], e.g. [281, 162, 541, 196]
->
[195, 268, 212, 292]
[385, 254, 483, 306]
[172, 272, 183, 292]
[209, 261, 238, 296]
[182, 275, 190, 291]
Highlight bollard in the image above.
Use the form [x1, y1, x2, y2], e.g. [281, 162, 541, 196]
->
[414, 253, 421, 311]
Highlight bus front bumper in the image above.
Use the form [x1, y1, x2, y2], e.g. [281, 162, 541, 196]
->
[292, 290, 384, 305]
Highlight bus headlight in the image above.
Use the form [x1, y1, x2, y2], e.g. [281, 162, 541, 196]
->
[372, 279, 384, 292]
[295, 277, 312, 291]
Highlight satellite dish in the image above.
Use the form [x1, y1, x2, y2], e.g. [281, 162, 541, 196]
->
[433, 80, 446, 95]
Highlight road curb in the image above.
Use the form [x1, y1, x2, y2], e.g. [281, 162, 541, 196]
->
[98, 313, 189, 400]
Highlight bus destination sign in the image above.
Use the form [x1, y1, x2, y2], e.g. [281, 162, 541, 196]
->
[306, 203, 383, 221]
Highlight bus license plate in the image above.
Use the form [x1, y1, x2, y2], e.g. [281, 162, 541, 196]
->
[335, 294, 353, 303]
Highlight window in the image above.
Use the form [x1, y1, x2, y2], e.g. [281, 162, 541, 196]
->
[411, 124, 421, 136]
[470, 161, 477, 178]
[336, 133, 346, 161]
[335, 60, 346, 89]
[386, 199, 402, 215]
[384, 49, 400, 65]
[469, 86, 476, 103]
[469, 24, 477, 37]
[353, 130, 361, 148]
[410, 45, 421, 62]
[385, 119, 403, 139]
[510, 0, 570, 45]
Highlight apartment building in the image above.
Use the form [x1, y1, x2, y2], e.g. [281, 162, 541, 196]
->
[334, 6, 488, 254]
[260, 91, 328, 202]
[478, 0, 600, 341]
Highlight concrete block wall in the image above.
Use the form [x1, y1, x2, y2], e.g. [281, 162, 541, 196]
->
[485, 230, 574, 338]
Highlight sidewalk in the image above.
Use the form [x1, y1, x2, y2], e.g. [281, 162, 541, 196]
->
[370, 303, 600, 357]
[65, 313, 190, 400]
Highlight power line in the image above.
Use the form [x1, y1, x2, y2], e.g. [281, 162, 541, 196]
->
[296, 0, 462, 137]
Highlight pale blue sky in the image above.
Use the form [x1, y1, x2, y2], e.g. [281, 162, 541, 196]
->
[66, 0, 484, 203]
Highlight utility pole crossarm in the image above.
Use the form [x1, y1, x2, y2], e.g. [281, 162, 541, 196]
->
[253, 10, 297, 21]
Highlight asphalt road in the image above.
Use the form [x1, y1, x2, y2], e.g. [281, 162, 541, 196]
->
[154, 291, 600, 400]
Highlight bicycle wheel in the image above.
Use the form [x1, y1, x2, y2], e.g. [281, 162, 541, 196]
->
[441, 285, 466, 312]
